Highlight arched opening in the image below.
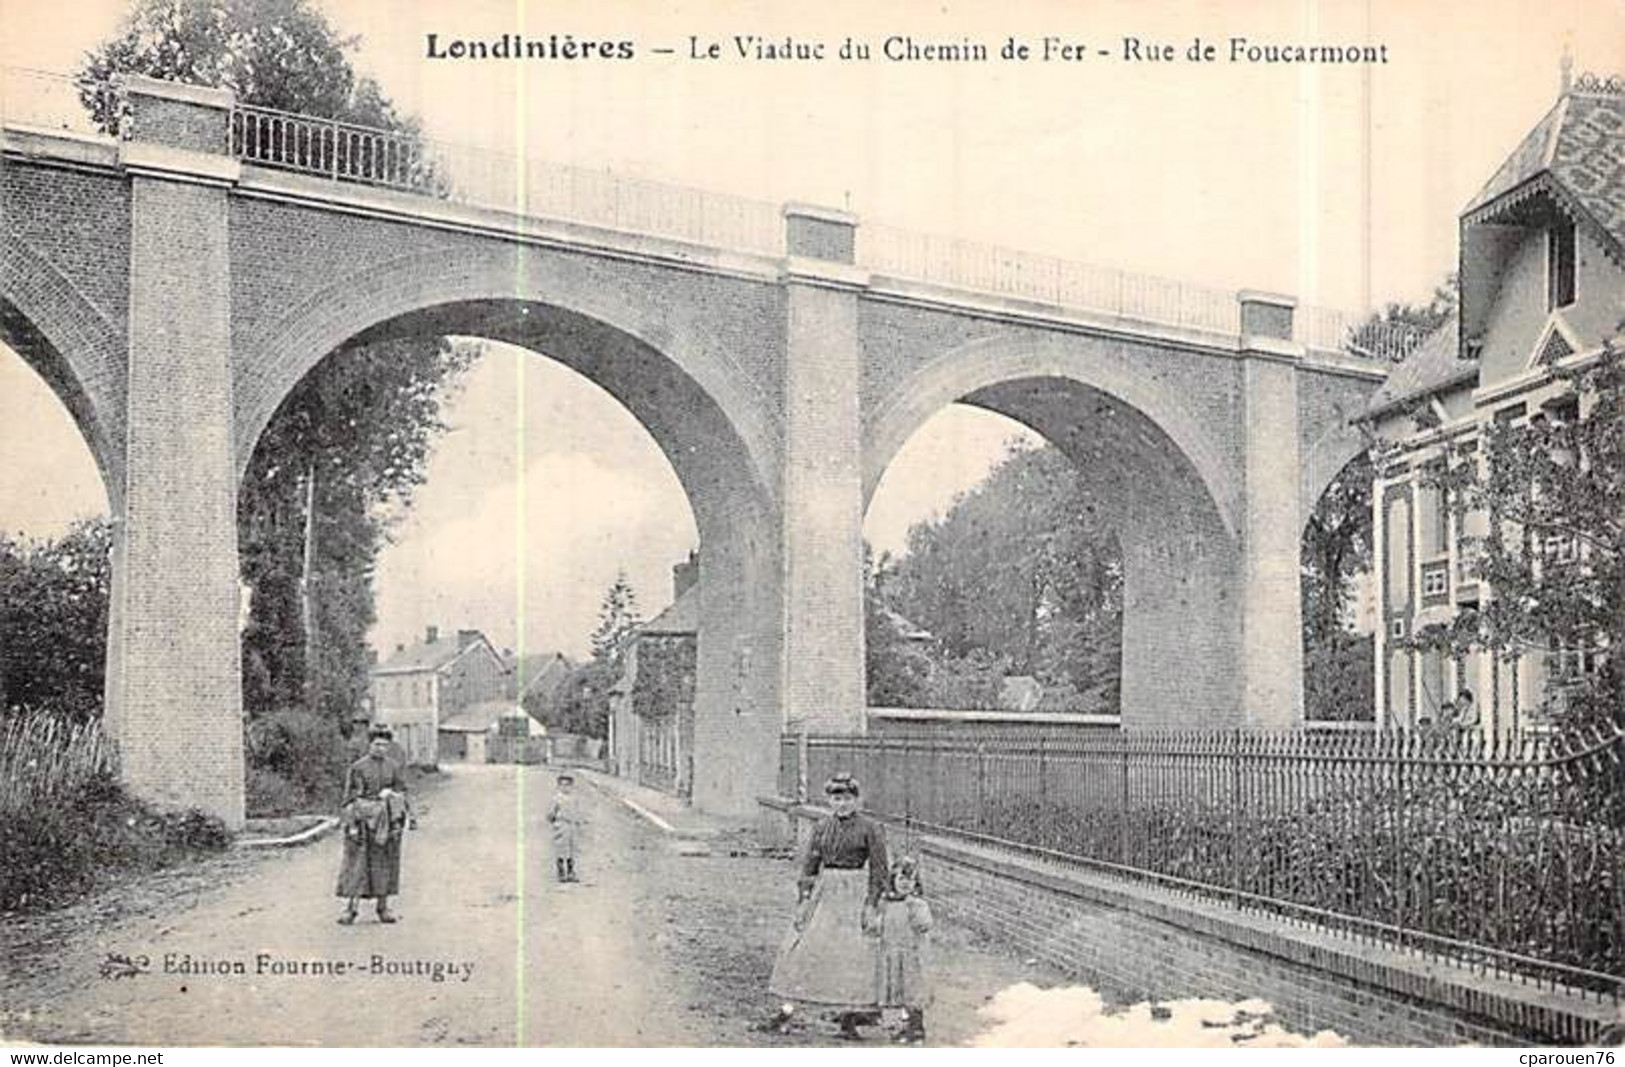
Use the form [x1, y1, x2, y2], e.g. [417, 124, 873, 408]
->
[238, 297, 778, 818]
[863, 403, 1124, 719]
[0, 320, 112, 719]
[365, 344, 703, 798]
[1299, 449, 1377, 724]
[866, 366, 1238, 731]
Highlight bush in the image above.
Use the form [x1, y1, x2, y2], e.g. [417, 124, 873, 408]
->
[244, 706, 355, 815]
[1303, 631, 1375, 722]
[923, 649, 1010, 711]
[245, 765, 305, 818]
[0, 711, 229, 913]
[972, 757, 1622, 983]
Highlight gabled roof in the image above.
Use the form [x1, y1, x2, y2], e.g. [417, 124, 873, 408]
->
[1463, 75, 1625, 264]
[511, 652, 573, 697]
[439, 700, 531, 734]
[375, 631, 504, 676]
[1464, 99, 1567, 217]
[1362, 316, 1478, 418]
[638, 585, 697, 636]
[374, 637, 464, 675]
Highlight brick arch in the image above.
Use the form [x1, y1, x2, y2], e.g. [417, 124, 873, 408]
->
[864, 332, 1239, 538]
[234, 244, 786, 819]
[861, 335, 1246, 728]
[233, 245, 779, 507]
[0, 236, 126, 511]
[1300, 422, 1371, 533]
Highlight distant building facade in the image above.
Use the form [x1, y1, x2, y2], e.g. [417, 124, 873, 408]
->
[438, 699, 550, 764]
[610, 551, 699, 797]
[509, 651, 574, 720]
[371, 625, 511, 764]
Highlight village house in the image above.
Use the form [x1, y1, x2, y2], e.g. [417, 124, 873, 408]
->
[507, 650, 574, 718]
[438, 699, 550, 764]
[1361, 67, 1623, 733]
[609, 551, 698, 797]
[370, 625, 511, 765]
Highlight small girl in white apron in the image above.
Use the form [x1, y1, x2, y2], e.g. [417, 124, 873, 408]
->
[873, 856, 933, 1044]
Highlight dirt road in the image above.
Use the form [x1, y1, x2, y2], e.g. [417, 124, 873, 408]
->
[0, 764, 1053, 1046]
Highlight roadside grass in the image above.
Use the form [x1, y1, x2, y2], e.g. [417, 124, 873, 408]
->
[0, 710, 230, 913]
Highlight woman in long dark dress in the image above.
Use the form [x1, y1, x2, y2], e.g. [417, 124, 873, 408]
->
[761, 772, 889, 1039]
[335, 726, 412, 924]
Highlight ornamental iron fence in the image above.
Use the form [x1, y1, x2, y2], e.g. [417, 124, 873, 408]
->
[780, 724, 1625, 997]
[858, 223, 1243, 335]
[227, 102, 786, 256]
[1298, 305, 1431, 362]
[0, 66, 1439, 361]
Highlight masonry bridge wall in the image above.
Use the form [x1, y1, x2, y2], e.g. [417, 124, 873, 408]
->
[0, 75, 1384, 827]
[0, 160, 132, 499]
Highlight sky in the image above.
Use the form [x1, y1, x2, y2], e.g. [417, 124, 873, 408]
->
[0, 0, 1619, 657]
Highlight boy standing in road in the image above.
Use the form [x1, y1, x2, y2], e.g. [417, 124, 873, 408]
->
[548, 772, 585, 883]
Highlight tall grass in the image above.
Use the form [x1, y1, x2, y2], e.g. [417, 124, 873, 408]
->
[0, 711, 117, 815]
[0, 709, 228, 913]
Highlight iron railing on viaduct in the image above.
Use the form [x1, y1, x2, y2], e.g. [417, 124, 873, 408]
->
[780, 724, 1625, 998]
[1, 67, 1426, 361]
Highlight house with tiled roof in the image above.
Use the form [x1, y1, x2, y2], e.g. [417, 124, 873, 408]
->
[370, 625, 511, 765]
[1362, 67, 1625, 733]
[507, 651, 574, 715]
[608, 551, 699, 797]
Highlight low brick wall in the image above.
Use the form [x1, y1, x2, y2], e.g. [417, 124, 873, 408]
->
[759, 797, 1615, 1046]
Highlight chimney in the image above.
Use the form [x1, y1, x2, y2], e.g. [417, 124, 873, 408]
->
[673, 548, 700, 600]
[425, 625, 439, 645]
[457, 629, 480, 651]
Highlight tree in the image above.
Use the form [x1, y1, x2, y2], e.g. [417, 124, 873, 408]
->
[1417, 339, 1625, 727]
[1349, 274, 1459, 362]
[1372, 274, 1460, 335]
[77, 0, 416, 136]
[78, 0, 478, 732]
[0, 519, 112, 720]
[1301, 451, 1375, 644]
[863, 548, 931, 708]
[1299, 453, 1376, 721]
[590, 572, 642, 665]
[562, 573, 643, 739]
[237, 338, 478, 725]
[878, 440, 1123, 711]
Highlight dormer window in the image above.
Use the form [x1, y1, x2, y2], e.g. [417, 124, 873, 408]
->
[1547, 219, 1576, 310]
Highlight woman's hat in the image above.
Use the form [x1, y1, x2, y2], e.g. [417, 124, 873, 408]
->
[824, 772, 860, 797]
[367, 725, 394, 741]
